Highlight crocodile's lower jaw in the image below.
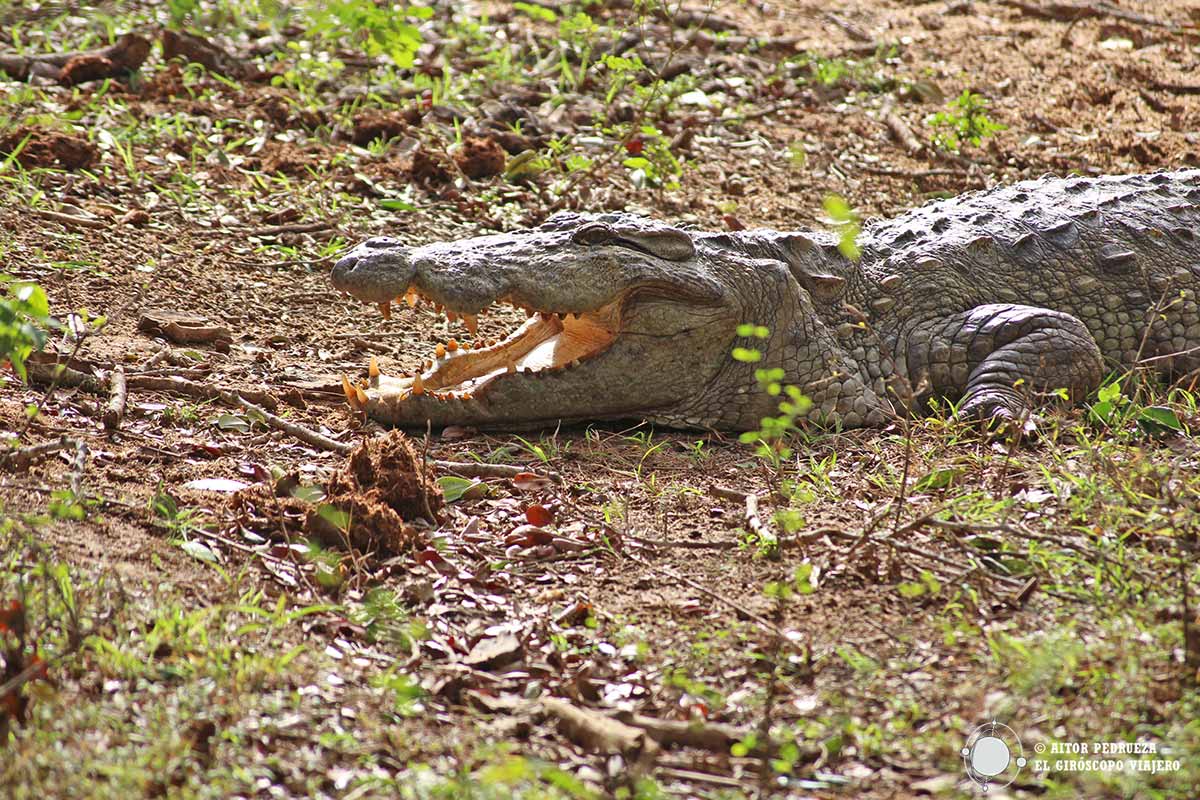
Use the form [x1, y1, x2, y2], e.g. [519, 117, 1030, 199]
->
[342, 297, 622, 417]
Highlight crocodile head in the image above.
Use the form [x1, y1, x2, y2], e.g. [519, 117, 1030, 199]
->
[332, 212, 892, 430]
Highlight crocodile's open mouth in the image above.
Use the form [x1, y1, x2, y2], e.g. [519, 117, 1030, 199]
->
[341, 289, 622, 411]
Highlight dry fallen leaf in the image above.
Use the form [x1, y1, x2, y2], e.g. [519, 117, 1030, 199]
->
[512, 472, 551, 491]
[525, 503, 554, 526]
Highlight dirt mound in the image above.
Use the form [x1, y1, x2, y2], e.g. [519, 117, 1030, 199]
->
[0, 127, 97, 171]
[407, 146, 453, 184]
[141, 62, 185, 100]
[350, 110, 418, 146]
[309, 431, 441, 556]
[327, 431, 442, 521]
[230, 432, 439, 558]
[453, 136, 506, 179]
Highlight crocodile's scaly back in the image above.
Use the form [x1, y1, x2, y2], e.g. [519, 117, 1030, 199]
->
[750, 170, 1200, 424]
[331, 171, 1200, 431]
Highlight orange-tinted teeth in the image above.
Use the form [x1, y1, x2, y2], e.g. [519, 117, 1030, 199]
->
[412, 374, 425, 395]
[341, 374, 358, 408]
[379, 301, 391, 320]
[353, 385, 368, 405]
[463, 314, 478, 335]
[369, 356, 380, 379]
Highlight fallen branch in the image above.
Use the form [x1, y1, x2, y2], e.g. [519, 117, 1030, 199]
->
[997, 0, 1182, 30]
[129, 375, 278, 411]
[68, 439, 88, 499]
[221, 393, 354, 454]
[27, 358, 278, 411]
[138, 311, 232, 350]
[102, 366, 127, 431]
[0, 33, 150, 84]
[709, 485, 749, 503]
[618, 713, 755, 755]
[743, 492, 773, 547]
[0, 436, 76, 471]
[540, 698, 659, 764]
[161, 29, 263, 80]
[32, 209, 107, 229]
[432, 460, 561, 483]
[884, 111, 925, 157]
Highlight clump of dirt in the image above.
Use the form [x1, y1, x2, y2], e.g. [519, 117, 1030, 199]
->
[255, 141, 322, 176]
[350, 109, 418, 146]
[309, 431, 440, 555]
[0, 127, 97, 171]
[407, 146, 453, 184]
[230, 432, 439, 558]
[141, 62, 186, 100]
[253, 90, 292, 127]
[327, 431, 442, 521]
[59, 55, 116, 86]
[453, 136, 506, 179]
[303, 493, 419, 556]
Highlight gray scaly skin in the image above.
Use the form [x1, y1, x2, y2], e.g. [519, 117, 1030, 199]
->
[331, 170, 1200, 431]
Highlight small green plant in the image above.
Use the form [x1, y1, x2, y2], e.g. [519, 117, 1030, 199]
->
[0, 277, 55, 382]
[822, 195, 861, 260]
[1087, 377, 1186, 436]
[732, 323, 813, 471]
[306, 0, 431, 69]
[927, 89, 1006, 152]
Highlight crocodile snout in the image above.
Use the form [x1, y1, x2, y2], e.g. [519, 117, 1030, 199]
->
[331, 238, 413, 302]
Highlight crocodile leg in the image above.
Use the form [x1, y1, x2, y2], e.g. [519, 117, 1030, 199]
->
[905, 304, 1104, 422]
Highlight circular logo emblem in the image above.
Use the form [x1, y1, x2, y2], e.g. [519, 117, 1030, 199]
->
[962, 721, 1026, 792]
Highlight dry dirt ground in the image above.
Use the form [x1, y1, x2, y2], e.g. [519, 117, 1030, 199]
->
[1, 1, 1199, 798]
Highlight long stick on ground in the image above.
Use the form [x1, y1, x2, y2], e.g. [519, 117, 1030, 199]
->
[26, 358, 353, 455]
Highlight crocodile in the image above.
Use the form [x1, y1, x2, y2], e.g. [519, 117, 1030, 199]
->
[330, 170, 1200, 431]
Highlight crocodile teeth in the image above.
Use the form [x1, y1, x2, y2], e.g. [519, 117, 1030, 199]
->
[463, 314, 478, 335]
[447, 339, 458, 352]
[412, 373, 426, 395]
[435, 343, 446, 358]
[341, 374, 359, 409]
[378, 301, 391, 320]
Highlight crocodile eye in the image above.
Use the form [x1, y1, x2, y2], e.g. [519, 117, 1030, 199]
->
[572, 223, 616, 246]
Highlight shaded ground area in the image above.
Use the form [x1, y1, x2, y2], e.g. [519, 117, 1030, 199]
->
[1, 1, 1199, 798]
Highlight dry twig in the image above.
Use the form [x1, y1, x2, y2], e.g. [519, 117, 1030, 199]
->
[102, 366, 127, 431]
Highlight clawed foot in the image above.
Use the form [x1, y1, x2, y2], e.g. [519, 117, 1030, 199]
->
[960, 396, 1039, 442]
